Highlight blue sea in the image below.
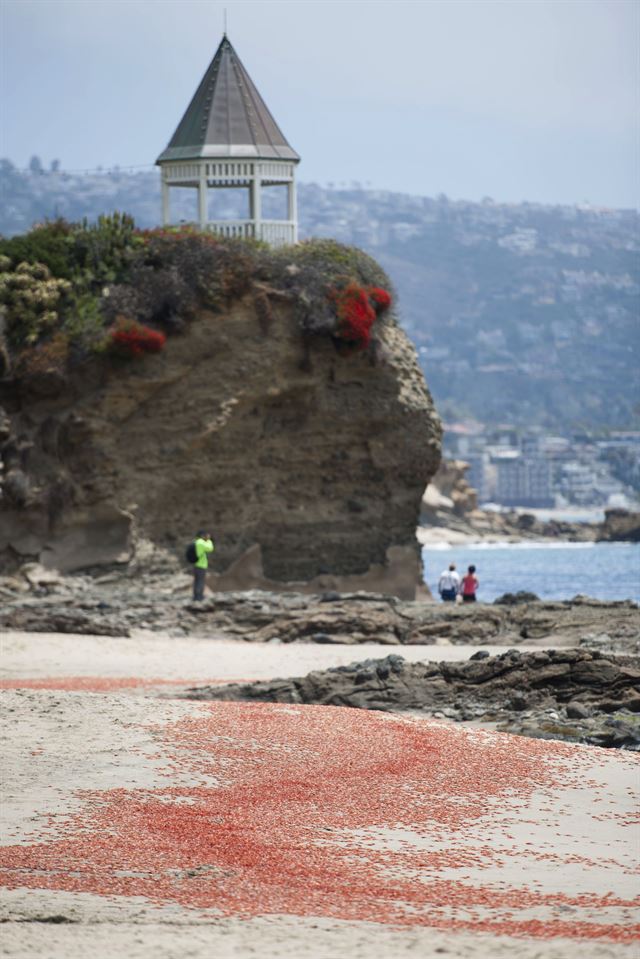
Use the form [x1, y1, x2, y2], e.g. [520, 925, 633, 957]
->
[422, 542, 640, 604]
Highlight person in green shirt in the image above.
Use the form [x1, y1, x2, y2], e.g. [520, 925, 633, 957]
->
[193, 530, 214, 601]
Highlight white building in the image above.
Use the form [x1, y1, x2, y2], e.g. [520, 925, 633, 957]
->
[156, 35, 300, 246]
[560, 462, 595, 504]
[491, 448, 553, 508]
[465, 451, 492, 503]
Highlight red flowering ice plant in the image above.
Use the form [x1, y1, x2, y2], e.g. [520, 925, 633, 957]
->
[367, 286, 392, 313]
[329, 282, 392, 351]
[135, 226, 203, 244]
[109, 318, 166, 358]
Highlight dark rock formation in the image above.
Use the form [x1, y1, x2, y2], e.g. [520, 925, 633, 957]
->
[183, 649, 640, 749]
[1, 572, 638, 649]
[494, 591, 540, 605]
[600, 508, 640, 543]
[0, 295, 441, 598]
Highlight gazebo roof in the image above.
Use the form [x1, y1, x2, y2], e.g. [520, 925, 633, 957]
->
[156, 35, 299, 164]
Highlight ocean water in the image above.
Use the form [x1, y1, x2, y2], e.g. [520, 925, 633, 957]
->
[422, 542, 640, 604]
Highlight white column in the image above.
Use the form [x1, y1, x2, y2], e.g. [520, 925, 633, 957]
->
[250, 164, 262, 239]
[198, 166, 207, 229]
[288, 171, 298, 243]
[161, 176, 170, 226]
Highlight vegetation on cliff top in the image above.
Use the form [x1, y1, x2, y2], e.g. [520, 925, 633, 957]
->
[0, 215, 393, 381]
[3, 165, 638, 428]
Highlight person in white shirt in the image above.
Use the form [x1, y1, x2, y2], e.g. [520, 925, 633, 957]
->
[438, 563, 460, 602]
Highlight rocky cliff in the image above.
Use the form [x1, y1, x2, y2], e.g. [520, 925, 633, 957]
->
[0, 233, 441, 598]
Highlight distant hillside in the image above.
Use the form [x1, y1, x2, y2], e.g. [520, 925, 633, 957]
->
[2, 159, 638, 430]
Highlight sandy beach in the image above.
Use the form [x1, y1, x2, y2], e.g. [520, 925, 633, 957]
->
[1, 630, 567, 684]
[1, 630, 638, 958]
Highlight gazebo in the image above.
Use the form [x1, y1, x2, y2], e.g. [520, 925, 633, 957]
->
[156, 35, 300, 246]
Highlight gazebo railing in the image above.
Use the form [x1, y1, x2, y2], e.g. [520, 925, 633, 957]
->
[205, 220, 256, 239]
[205, 220, 296, 246]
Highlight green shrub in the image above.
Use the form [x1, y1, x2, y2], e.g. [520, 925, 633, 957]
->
[63, 293, 110, 355]
[71, 212, 141, 291]
[101, 264, 195, 333]
[3, 220, 396, 373]
[0, 220, 75, 279]
[0, 214, 141, 289]
[267, 238, 391, 289]
[0, 215, 142, 358]
[138, 231, 256, 311]
[0, 260, 72, 348]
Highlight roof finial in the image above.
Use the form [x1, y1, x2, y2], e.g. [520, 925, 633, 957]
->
[223, 7, 227, 36]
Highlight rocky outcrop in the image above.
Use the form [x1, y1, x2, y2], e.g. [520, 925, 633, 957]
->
[421, 459, 478, 516]
[420, 460, 640, 546]
[419, 460, 595, 544]
[184, 649, 640, 749]
[0, 296, 440, 598]
[1, 571, 638, 649]
[600, 508, 640, 542]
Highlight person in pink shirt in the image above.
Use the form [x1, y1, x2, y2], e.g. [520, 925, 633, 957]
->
[460, 565, 479, 603]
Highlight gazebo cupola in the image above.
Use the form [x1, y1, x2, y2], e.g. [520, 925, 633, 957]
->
[156, 34, 300, 246]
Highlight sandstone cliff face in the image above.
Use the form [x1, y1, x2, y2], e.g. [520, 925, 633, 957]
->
[0, 295, 441, 598]
[422, 459, 478, 517]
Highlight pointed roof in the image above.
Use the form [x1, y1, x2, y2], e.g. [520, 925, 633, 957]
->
[156, 36, 299, 164]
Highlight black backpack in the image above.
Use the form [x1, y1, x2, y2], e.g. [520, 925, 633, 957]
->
[185, 541, 198, 564]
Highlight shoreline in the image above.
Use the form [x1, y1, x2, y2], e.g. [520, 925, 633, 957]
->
[418, 528, 640, 548]
[420, 462, 639, 549]
[417, 537, 640, 606]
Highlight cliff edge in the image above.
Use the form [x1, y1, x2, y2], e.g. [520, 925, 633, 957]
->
[0, 223, 441, 598]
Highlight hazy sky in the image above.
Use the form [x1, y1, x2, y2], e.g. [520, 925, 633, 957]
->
[1, 0, 638, 207]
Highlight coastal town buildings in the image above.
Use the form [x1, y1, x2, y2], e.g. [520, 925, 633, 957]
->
[444, 425, 639, 510]
[492, 449, 554, 508]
